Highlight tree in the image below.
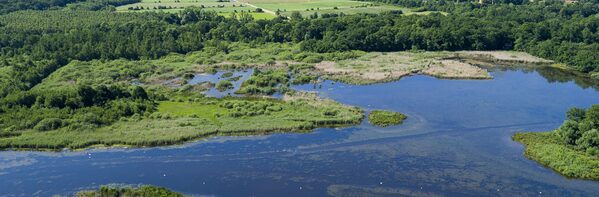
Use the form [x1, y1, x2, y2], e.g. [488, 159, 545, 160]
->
[131, 86, 148, 100]
[290, 11, 303, 21]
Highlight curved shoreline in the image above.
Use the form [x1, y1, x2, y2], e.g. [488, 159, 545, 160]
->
[513, 132, 599, 181]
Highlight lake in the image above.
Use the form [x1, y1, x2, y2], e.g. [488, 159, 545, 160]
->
[1, 67, 599, 196]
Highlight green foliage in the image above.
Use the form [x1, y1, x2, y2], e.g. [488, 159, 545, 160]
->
[0, 0, 140, 14]
[0, 2, 598, 99]
[77, 185, 184, 197]
[219, 100, 283, 117]
[0, 94, 363, 150]
[215, 80, 233, 91]
[513, 132, 599, 180]
[221, 72, 234, 78]
[33, 118, 64, 131]
[236, 69, 289, 95]
[555, 105, 599, 155]
[368, 110, 406, 127]
[0, 85, 154, 132]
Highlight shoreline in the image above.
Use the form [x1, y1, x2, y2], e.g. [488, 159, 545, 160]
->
[513, 132, 599, 181]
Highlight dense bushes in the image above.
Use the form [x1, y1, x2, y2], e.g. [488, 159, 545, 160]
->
[555, 105, 599, 155]
[77, 185, 184, 197]
[0, 85, 154, 132]
[220, 100, 283, 117]
[236, 69, 289, 95]
[0, 0, 140, 14]
[368, 110, 407, 127]
[215, 80, 233, 91]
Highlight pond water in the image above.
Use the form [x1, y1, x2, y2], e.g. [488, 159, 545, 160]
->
[187, 69, 254, 98]
[1, 67, 599, 196]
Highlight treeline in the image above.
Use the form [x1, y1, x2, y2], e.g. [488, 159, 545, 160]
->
[556, 105, 599, 156]
[1, 1, 599, 96]
[0, 84, 155, 132]
[0, 0, 140, 14]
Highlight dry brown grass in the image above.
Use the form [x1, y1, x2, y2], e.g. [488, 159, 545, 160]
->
[315, 51, 493, 84]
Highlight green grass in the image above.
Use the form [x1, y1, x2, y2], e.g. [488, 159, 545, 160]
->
[157, 101, 227, 124]
[0, 95, 363, 151]
[368, 110, 406, 127]
[243, 0, 368, 12]
[217, 11, 276, 19]
[513, 132, 599, 180]
[117, 0, 247, 12]
[77, 185, 184, 197]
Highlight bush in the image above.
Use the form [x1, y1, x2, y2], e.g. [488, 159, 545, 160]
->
[368, 110, 407, 127]
[215, 80, 233, 91]
[34, 118, 64, 131]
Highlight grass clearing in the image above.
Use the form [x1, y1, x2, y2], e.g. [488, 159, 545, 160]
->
[240, 0, 440, 17]
[157, 101, 227, 124]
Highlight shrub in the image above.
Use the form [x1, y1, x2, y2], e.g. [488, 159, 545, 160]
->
[368, 110, 407, 127]
[34, 118, 64, 131]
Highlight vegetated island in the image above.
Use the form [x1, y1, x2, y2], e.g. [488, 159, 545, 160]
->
[368, 110, 407, 127]
[513, 105, 599, 180]
[76, 185, 184, 197]
[0, 91, 363, 151]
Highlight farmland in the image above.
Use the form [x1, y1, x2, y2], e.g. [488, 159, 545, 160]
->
[116, 0, 276, 19]
[115, 0, 427, 18]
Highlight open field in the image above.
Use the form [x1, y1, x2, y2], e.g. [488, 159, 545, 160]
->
[117, 0, 240, 10]
[116, 0, 434, 18]
[116, 0, 277, 19]
[240, 0, 439, 17]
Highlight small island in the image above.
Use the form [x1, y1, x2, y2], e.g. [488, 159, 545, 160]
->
[77, 185, 184, 197]
[513, 105, 599, 180]
[368, 110, 407, 127]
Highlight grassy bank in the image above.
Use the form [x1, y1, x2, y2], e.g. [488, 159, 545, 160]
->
[0, 94, 363, 151]
[368, 110, 406, 127]
[513, 132, 599, 180]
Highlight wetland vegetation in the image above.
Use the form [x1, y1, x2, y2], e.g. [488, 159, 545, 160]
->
[368, 110, 407, 127]
[77, 185, 184, 197]
[514, 105, 599, 180]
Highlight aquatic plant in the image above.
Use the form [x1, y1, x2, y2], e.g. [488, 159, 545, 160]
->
[368, 110, 407, 127]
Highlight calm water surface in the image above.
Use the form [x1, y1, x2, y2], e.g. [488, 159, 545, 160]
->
[1, 67, 599, 196]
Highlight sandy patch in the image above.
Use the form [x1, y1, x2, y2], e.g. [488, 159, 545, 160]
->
[456, 51, 553, 64]
[315, 52, 492, 84]
[421, 60, 491, 79]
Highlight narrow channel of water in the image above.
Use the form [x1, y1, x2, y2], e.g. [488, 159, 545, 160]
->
[1, 67, 598, 196]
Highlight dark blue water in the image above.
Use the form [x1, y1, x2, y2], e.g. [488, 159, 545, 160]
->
[1, 67, 599, 196]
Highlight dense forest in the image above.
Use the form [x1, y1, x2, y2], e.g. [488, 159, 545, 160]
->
[0, 0, 140, 14]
